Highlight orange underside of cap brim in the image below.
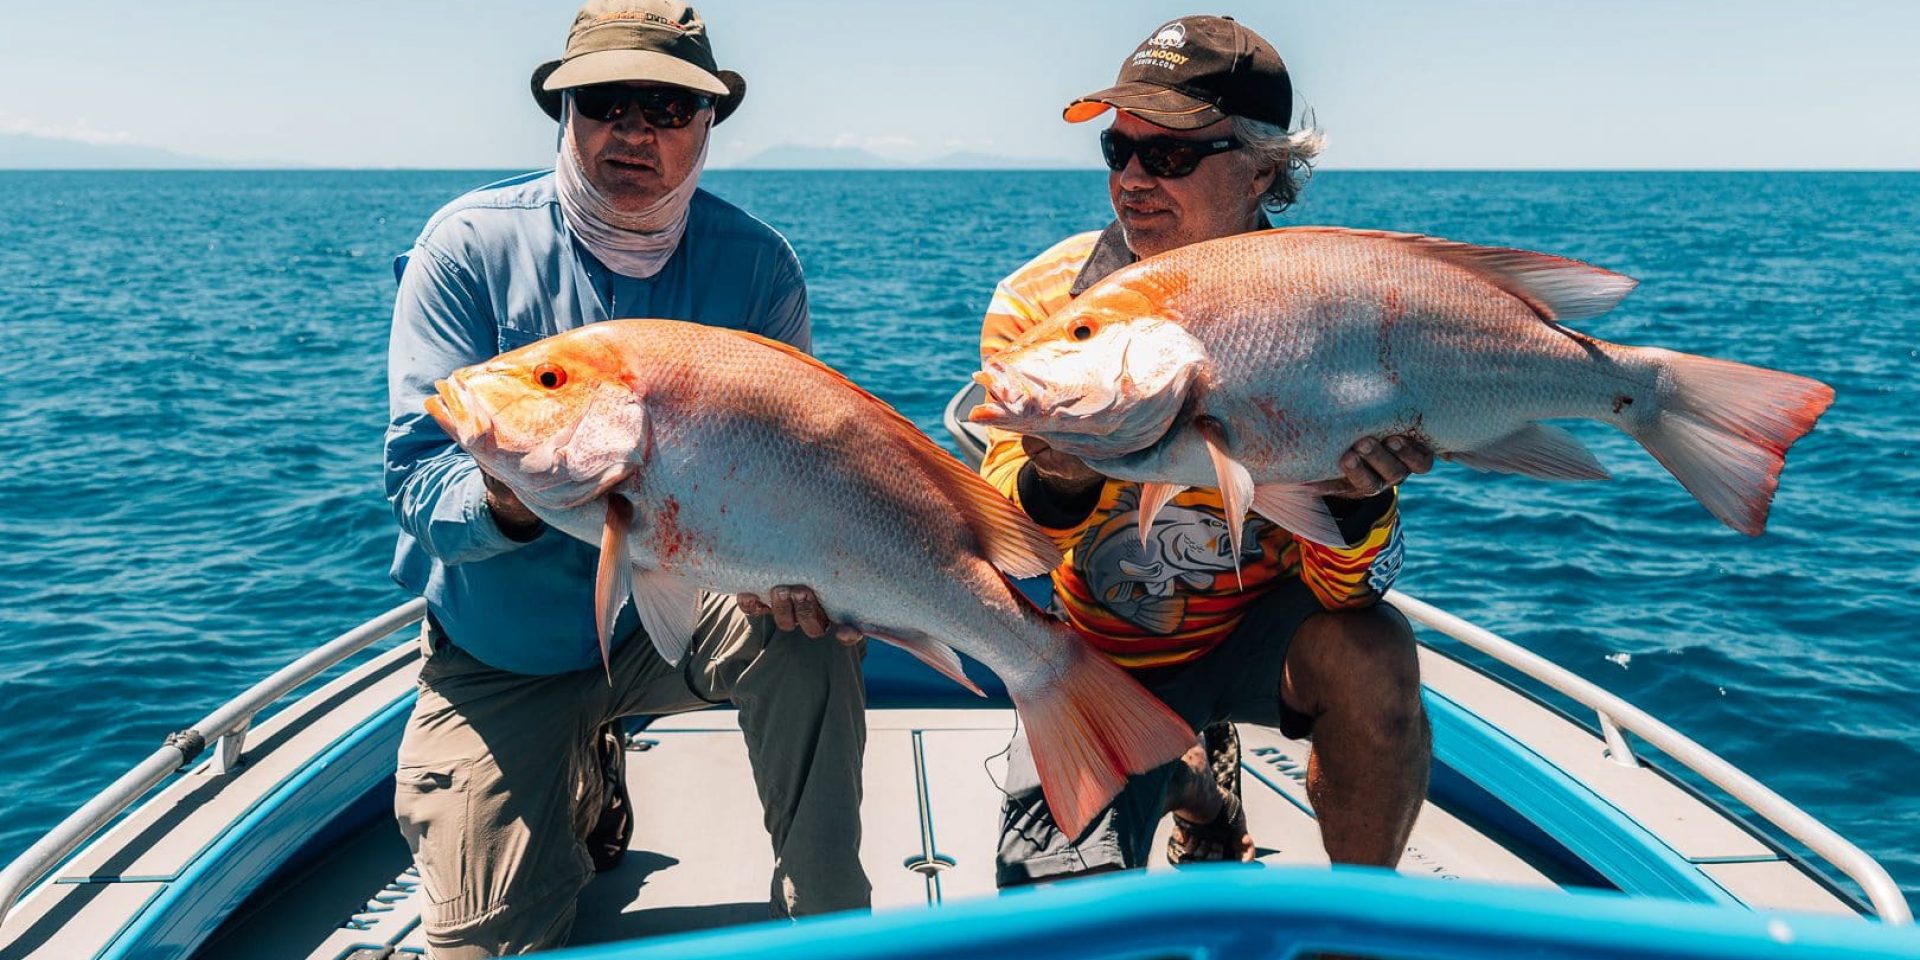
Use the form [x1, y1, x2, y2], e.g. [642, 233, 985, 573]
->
[1063, 100, 1113, 124]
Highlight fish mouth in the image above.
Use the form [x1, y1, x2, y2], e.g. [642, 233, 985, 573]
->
[427, 377, 492, 448]
[972, 361, 1070, 424]
[969, 366, 1103, 427]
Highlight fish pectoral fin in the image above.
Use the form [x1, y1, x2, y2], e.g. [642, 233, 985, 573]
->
[1451, 423, 1611, 481]
[1250, 484, 1347, 548]
[594, 495, 636, 682]
[1197, 420, 1252, 590]
[629, 567, 703, 667]
[1135, 482, 1188, 547]
[864, 628, 985, 697]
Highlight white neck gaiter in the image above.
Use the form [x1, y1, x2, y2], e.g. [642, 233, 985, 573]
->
[555, 101, 710, 280]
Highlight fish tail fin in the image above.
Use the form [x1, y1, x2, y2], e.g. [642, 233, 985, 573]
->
[1632, 350, 1833, 535]
[1009, 628, 1195, 839]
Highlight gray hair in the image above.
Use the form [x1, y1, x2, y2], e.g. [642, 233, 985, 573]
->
[1229, 112, 1326, 215]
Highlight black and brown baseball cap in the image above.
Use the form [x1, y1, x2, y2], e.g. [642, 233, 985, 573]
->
[531, 0, 746, 125]
[1065, 16, 1290, 130]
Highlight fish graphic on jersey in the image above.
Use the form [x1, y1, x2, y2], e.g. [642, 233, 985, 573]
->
[1075, 484, 1263, 635]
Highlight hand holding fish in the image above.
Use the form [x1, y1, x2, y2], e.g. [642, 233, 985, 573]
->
[1311, 435, 1436, 502]
[736, 585, 864, 645]
[480, 469, 544, 541]
[1021, 435, 1104, 496]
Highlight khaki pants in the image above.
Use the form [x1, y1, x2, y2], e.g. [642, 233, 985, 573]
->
[394, 593, 870, 958]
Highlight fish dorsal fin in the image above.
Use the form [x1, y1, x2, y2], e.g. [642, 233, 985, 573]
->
[1268, 226, 1638, 323]
[732, 331, 1063, 579]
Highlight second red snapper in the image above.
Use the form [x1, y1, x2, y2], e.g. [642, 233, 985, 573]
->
[972, 227, 1834, 563]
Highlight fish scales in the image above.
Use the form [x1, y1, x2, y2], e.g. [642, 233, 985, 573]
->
[973, 227, 1833, 540]
[427, 319, 1199, 836]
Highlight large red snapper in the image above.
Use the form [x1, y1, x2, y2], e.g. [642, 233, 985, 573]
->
[972, 227, 1833, 560]
[424, 319, 1195, 836]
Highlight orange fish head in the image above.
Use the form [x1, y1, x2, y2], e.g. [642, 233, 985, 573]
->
[971, 290, 1207, 460]
[427, 326, 651, 511]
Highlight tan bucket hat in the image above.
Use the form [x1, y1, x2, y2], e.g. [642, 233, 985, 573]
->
[531, 0, 746, 124]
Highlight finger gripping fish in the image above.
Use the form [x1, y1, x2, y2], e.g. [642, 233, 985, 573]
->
[425, 319, 1195, 837]
[972, 227, 1834, 549]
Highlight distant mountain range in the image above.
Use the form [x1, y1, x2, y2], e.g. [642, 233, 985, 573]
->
[0, 133, 230, 169]
[0, 132, 1087, 172]
[720, 144, 1086, 171]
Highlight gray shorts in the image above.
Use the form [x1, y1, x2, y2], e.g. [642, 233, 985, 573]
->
[996, 578, 1320, 887]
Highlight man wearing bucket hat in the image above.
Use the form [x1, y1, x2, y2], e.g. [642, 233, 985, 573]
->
[383, 2, 869, 954]
[979, 15, 1434, 884]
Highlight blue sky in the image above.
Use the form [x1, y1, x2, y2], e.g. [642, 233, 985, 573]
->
[1, 0, 1915, 169]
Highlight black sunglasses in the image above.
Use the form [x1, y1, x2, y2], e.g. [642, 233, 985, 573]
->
[1100, 129, 1242, 179]
[569, 85, 714, 128]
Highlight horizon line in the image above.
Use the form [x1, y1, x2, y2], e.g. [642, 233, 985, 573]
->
[1, 166, 1916, 174]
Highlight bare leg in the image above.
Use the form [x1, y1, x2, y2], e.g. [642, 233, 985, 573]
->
[1281, 604, 1429, 866]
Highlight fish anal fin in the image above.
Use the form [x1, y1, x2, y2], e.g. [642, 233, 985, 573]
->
[1269, 226, 1637, 323]
[1250, 484, 1346, 548]
[594, 496, 635, 682]
[1452, 423, 1611, 481]
[864, 627, 985, 697]
[630, 567, 703, 666]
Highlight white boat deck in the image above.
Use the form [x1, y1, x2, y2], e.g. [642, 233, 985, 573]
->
[0, 613, 1878, 960]
[201, 703, 1558, 959]
[194, 648, 1849, 959]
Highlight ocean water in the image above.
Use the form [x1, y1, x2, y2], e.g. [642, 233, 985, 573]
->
[0, 169, 1915, 908]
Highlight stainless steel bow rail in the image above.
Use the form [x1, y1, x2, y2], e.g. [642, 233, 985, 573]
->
[1386, 590, 1913, 925]
[0, 599, 427, 924]
[1, 593, 1910, 927]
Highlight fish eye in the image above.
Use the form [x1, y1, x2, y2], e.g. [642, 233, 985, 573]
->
[1071, 321, 1096, 341]
[534, 363, 567, 389]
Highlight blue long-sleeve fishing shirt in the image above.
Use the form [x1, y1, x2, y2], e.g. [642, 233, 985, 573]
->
[384, 171, 809, 674]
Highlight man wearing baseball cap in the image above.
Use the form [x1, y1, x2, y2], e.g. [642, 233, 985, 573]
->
[384, 2, 869, 954]
[979, 15, 1435, 884]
